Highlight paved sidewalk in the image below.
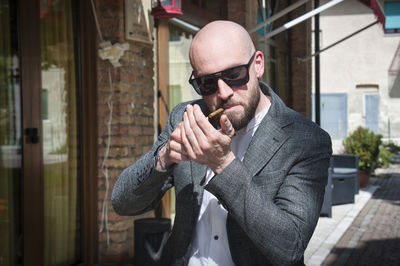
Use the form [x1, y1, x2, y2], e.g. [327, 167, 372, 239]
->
[322, 164, 400, 266]
[304, 186, 378, 265]
[304, 164, 400, 266]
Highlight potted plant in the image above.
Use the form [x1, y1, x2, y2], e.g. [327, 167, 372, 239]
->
[343, 126, 382, 187]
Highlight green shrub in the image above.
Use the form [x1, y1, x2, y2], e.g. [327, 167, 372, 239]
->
[383, 142, 400, 154]
[377, 146, 395, 168]
[343, 126, 382, 172]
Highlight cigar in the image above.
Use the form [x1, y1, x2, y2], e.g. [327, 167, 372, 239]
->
[206, 108, 224, 120]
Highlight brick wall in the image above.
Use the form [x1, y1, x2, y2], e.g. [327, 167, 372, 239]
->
[93, 1, 262, 263]
[95, 0, 155, 263]
[93, 0, 310, 264]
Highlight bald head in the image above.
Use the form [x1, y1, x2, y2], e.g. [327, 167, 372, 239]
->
[189, 20, 255, 76]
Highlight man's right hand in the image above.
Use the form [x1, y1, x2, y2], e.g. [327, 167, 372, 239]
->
[156, 122, 189, 170]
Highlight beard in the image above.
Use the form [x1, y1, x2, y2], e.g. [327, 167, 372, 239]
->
[224, 84, 260, 131]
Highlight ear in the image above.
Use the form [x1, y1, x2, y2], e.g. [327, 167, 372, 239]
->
[254, 51, 264, 78]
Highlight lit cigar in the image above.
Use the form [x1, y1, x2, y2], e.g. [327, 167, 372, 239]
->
[207, 108, 224, 120]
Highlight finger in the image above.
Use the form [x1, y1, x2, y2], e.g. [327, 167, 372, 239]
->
[168, 130, 191, 162]
[184, 106, 206, 156]
[158, 140, 189, 166]
[170, 123, 183, 143]
[169, 139, 188, 157]
[169, 148, 190, 162]
[171, 124, 188, 155]
[186, 105, 210, 149]
[181, 116, 197, 159]
[219, 114, 235, 137]
[192, 104, 218, 138]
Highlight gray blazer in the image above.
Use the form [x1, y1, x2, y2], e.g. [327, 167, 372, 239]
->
[112, 82, 332, 266]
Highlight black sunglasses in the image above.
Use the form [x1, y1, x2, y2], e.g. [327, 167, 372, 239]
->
[188, 52, 256, 96]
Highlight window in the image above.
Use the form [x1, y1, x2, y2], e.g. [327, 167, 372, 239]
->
[364, 94, 379, 134]
[313, 93, 348, 140]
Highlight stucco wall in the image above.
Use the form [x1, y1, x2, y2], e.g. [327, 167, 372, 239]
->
[316, 0, 400, 152]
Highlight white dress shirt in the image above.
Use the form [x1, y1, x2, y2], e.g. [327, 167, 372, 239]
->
[188, 106, 270, 266]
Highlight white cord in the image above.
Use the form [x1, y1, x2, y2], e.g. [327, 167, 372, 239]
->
[90, 0, 104, 42]
[99, 67, 114, 247]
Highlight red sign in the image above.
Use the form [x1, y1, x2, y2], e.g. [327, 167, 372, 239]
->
[151, 0, 182, 19]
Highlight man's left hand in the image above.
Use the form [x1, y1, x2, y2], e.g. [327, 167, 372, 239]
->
[181, 104, 236, 174]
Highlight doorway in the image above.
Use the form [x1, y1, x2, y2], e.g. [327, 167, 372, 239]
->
[0, 0, 85, 264]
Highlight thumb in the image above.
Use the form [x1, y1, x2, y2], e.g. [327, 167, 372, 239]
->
[220, 114, 235, 137]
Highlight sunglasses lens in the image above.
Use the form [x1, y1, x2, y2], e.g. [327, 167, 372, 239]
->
[223, 66, 249, 87]
[189, 75, 218, 96]
[189, 52, 254, 95]
[190, 79, 201, 94]
[200, 77, 218, 95]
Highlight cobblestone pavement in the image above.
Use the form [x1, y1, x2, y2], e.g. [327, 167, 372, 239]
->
[322, 164, 400, 266]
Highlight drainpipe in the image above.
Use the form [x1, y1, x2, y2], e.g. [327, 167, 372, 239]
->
[314, 0, 321, 126]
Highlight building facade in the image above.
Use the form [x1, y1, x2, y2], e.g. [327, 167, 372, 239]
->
[0, 0, 312, 264]
[314, 0, 400, 153]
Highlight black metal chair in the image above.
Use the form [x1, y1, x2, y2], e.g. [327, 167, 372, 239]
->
[331, 154, 359, 205]
[320, 160, 333, 217]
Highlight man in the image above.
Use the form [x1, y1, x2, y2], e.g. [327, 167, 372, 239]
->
[112, 20, 332, 265]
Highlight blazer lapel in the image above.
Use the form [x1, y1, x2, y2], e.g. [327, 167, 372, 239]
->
[243, 83, 293, 176]
[243, 117, 289, 176]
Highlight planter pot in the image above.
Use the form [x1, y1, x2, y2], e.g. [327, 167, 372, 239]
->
[359, 170, 370, 188]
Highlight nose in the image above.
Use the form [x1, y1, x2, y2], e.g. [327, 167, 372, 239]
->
[217, 79, 234, 100]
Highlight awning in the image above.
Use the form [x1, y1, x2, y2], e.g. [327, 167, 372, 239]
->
[359, 0, 400, 34]
[249, 0, 345, 38]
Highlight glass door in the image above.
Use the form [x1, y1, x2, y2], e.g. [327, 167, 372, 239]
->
[1, 0, 83, 264]
[40, 0, 81, 264]
[0, 0, 23, 265]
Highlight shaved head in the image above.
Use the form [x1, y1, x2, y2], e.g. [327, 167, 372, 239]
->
[189, 20, 255, 76]
[188, 20, 269, 131]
